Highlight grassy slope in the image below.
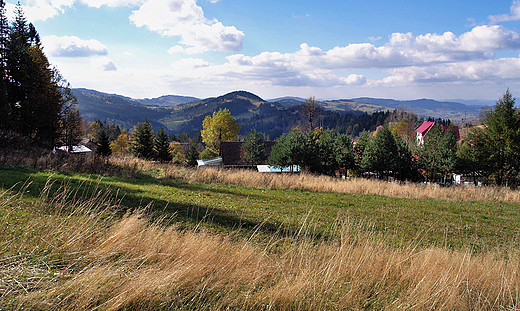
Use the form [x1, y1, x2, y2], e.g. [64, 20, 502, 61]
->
[2, 166, 518, 253]
[2, 161, 520, 309]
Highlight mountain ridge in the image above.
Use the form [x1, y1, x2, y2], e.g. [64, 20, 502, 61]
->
[72, 88, 484, 138]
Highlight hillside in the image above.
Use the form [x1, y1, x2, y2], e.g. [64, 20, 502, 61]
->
[73, 88, 484, 137]
[135, 95, 199, 106]
[1, 157, 520, 310]
[73, 88, 170, 130]
[346, 97, 481, 120]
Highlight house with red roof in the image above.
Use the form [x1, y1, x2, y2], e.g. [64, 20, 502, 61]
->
[415, 121, 460, 145]
[415, 121, 435, 145]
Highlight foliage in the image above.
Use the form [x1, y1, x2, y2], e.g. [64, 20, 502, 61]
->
[417, 124, 457, 183]
[110, 130, 130, 155]
[153, 127, 171, 163]
[361, 127, 398, 178]
[96, 129, 112, 157]
[334, 133, 356, 175]
[131, 119, 155, 160]
[0, 3, 75, 146]
[201, 108, 240, 153]
[482, 90, 520, 186]
[268, 127, 307, 171]
[61, 107, 83, 149]
[169, 141, 185, 164]
[242, 128, 266, 166]
[200, 147, 218, 160]
[186, 143, 200, 167]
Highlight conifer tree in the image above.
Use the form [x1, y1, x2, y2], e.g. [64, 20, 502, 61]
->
[96, 129, 112, 157]
[242, 128, 266, 166]
[483, 90, 520, 185]
[186, 143, 199, 167]
[0, 3, 75, 146]
[361, 127, 398, 179]
[335, 133, 356, 175]
[132, 119, 155, 159]
[154, 127, 171, 163]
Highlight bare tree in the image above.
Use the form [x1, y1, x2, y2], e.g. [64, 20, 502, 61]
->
[300, 96, 321, 131]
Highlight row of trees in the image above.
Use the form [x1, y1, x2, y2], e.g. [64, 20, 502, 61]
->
[264, 91, 520, 187]
[0, 2, 76, 146]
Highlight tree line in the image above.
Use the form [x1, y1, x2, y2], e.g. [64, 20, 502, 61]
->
[0, 2, 76, 147]
[240, 92, 520, 187]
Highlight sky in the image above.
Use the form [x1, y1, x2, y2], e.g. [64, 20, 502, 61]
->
[5, 0, 520, 101]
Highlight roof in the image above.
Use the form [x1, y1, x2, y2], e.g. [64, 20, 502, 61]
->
[57, 145, 92, 154]
[257, 165, 300, 173]
[415, 121, 435, 136]
[197, 157, 222, 167]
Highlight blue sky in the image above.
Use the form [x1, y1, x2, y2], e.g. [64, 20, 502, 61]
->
[5, 0, 520, 101]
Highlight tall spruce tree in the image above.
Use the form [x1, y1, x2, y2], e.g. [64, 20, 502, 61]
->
[0, 3, 75, 146]
[483, 90, 520, 186]
[361, 127, 398, 179]
[96, 129, 112, 157]
[154, 127, 172, 163]
[132, 119, 155, 159]
[242, 128, 266, 166]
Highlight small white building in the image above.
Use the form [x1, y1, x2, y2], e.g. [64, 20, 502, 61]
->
[56, 145, 92, 156]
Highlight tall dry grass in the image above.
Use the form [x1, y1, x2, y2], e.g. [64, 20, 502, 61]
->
[183, 167, 520, 204]
[3, 147, 520, 204]
[1, 180, 519, 310]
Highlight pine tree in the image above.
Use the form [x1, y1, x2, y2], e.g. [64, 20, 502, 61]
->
[483, 90, 520, 185]
[335, 133, 356, 175]
[242, 128, 266, 166]
[132, 119, 155, 159]
[418, 124, 457, 183]
[361, 127, 398, 179]
[154, 127, 171, 163]
[186, 143, 199, 167]
[1, 4, 75, 146]
[96, 129, 112, 157]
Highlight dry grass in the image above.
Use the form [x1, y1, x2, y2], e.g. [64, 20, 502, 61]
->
[1, 181, 519, 310]
[183, 167, 520, 204]
[3, 148, 520, 204]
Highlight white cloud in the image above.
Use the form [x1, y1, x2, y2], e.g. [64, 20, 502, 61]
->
[129, 0, 244, 53]
[5, 0, 74, 21]
[102, 61, 118, 71]
[489, 0, 520, 23]
[42, 35, 108, 57]
[78, 0, 145, 8]
[171, 58, 209, 69]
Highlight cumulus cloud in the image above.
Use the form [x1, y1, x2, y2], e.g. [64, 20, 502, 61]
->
[5, 0, 74, 21]
[129, 0, 244, 53]
[489, 0, 520, 23]
[78, 0, 145, 8]
[102, 61, 118, 71]
[42, 35, 108, 57]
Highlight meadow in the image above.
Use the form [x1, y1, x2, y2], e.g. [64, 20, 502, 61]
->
[1, 151, 519, 309]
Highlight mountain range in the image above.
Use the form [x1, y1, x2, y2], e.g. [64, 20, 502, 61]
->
[72, 88, 485, 138]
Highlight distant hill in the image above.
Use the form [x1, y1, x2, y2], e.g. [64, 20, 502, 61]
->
[72, 88, 485, 138]
[323, 97, 481, 121]
[136, 95, 199, 106]
[72, 88, 169, 131]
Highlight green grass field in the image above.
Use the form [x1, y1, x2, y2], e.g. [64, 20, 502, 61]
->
[2, 166, 518, 253]
[2, 159, 520, 309]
